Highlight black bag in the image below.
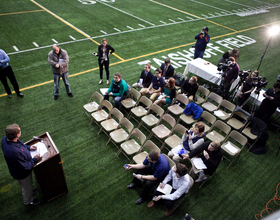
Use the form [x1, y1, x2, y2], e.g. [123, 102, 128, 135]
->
[174, 73, 185, 87]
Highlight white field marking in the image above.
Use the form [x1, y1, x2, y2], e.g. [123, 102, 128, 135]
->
[96, 0, 155, 26]
[138, 24, 145, 28]
[150, 0, 199, 19]
[215, 12, 222, 16]
[224, 0, 255, 9]
[114, 28, 121, 32]
[169, 19, 176, 23]
[31, 0, 92, 38]
[13, 46, 19, 52]
[178, 17, 185, 21]
[159, 20, 166, 24]
[208, 13, 215, 16]
[127, 26, 134, 30]
[52, 39, 58, 43]
[252, 0, 273, 6]
[232, 10, 239, 12]
[190, 0, 232, 14]
[33, 42, 39, 47]
[69, 35, 76, 40]
[100, 30, 107, 34]
[186, 16, 193, 20]
[201, 14, 208, 17]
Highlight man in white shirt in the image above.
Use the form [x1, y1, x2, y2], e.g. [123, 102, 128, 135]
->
[147, 163, 191, 216]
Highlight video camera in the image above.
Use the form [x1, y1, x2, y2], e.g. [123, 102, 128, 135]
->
[239, 69, 251, 82]
[255, 76, 268, 90]
[217, 59, 234, 72]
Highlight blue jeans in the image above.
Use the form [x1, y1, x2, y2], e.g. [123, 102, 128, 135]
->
[194, 50, 205, 59]
[104, 94, 126, 109]
[53, 72, 71, 95]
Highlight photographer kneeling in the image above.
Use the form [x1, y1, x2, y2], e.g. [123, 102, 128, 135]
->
[219, 56, 239, 99]
[237, 70, 259, 106]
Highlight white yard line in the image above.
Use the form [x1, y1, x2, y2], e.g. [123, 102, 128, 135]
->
[96, 0, 155, 26]
[190, 0, 232, 14]
[138, 24, 145, 28]
[69, 35, 76, 40]
[224, 0, 255, 9]
[52, 39, 58, 43]
[114, 28, 121, 32]
[33, 42, 39, 47]
[127, 26, 134, 30]
[13, 46, 19, 52]
[100, 30, 107, 34]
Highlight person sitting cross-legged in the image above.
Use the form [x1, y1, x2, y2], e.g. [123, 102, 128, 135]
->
[147, 163, 191, 217]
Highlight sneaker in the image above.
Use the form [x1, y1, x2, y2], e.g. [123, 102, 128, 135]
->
[26, 198, 40, 206]
[195, 174, 207, 183]
[17, 92, 24, 97]
[54, 95, 59, 100]
[8, 94, 12, 98]
[67, 93, 73, 97]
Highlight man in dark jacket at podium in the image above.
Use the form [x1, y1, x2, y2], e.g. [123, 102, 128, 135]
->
[1, 124, 41, 205]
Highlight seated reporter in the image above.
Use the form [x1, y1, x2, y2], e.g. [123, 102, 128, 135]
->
[179, 76, 199, 102]
[154, 77, 176, 107]
[160, 58, 174, 80]
[168, 122, 205, 163]
[126, 151, 170, 205]
[104, 73, 128, 109]
[182, 141, 222, 182]
[132, 63, 153, 89]
[147, 163, 191, 217]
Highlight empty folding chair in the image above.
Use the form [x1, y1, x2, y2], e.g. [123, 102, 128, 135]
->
[194, 86, 210, 105]
[82, 91, 103, 118]
[221, 130, 247, 168]
[206, 120, 231, 143]
[121, 88, 141, 114]
[132, 140, 160, 164]
[98, 108, 124, 136]
[138, 103, 164, 132]
[90, 100, 113, 127]
[201, 92, 223, 112]
[199, 111, 216, 133]
[117, 128, 146, 160]
[107, 118, 134, 150]
[213, 99, 236, 121]
[127, 96, 152, 122]
[227, 110, 248, 131]
[163, 124, 187, 151]
[166, 94, 189, 117]
[148, 114, 176, 149]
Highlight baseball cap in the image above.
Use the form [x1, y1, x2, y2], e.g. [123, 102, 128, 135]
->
[203, 27, 209, 31]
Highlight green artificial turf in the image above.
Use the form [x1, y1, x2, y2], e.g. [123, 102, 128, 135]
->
[1, 0, 280, 219]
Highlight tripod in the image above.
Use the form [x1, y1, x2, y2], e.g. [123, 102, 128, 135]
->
[229, 79, 244, 103]
[240, 88, 261, 116]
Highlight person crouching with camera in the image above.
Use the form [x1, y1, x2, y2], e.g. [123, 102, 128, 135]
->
[237, 70, 259, 106]
[219, 56, 239, 99]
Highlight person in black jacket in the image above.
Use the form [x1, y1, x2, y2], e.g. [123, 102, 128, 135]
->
[94, 38, 115, 85]
[160, 58, 174, 80]
[182, 141, 222, 182]
[254, 82, 280, 122]
[180, 76, 198, 102]
[132, 64, 153, 89]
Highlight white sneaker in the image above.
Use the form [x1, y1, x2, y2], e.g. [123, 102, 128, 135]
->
[195, 175, 207, 183]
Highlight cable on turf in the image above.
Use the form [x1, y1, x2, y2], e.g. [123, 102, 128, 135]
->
[255, 182, 280, 219]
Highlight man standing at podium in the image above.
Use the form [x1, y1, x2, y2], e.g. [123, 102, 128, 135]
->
[1, 124, 41, 206]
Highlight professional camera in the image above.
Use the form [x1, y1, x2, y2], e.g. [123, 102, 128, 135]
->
[217, 60, 234, 72]
[239, 69, 251, 82]
[200, 30, 205, 36]
[253, 77, 268, 94]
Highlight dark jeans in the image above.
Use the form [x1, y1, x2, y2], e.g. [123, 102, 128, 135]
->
[154, 180, 184, 210]
[99, 59, 109, 80]
[0, 66, 20, 95]
[194, 49, 205, 59]
[104, 94, 126, 109]
[132, 167, 166, 200]
[220, 80, 231, 99]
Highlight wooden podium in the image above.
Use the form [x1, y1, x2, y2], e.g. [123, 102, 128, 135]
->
[25, 132, 68, 202]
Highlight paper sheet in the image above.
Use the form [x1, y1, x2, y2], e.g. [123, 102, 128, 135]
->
[224, 142, 238, 154]
[192, 158, 207, 169]
[214, 110, 226, 117]
[30, 142, 49, 158]
[100, 88, 108, 95]
[138, 78, 143, 85]
[156, 184, 172, 195]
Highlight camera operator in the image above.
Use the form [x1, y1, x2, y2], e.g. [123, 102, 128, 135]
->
[217, 48, 239, 66]
[194, 27, 210, 59]
[254, 82, 280, 122]
[219, 56, 239, 99]
[237, 70, 259, 106]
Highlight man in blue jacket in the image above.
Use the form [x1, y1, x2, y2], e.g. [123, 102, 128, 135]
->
[104, 73, 128, 109]
[194, 27, 210, 59]
[1, 124, 41, 205]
